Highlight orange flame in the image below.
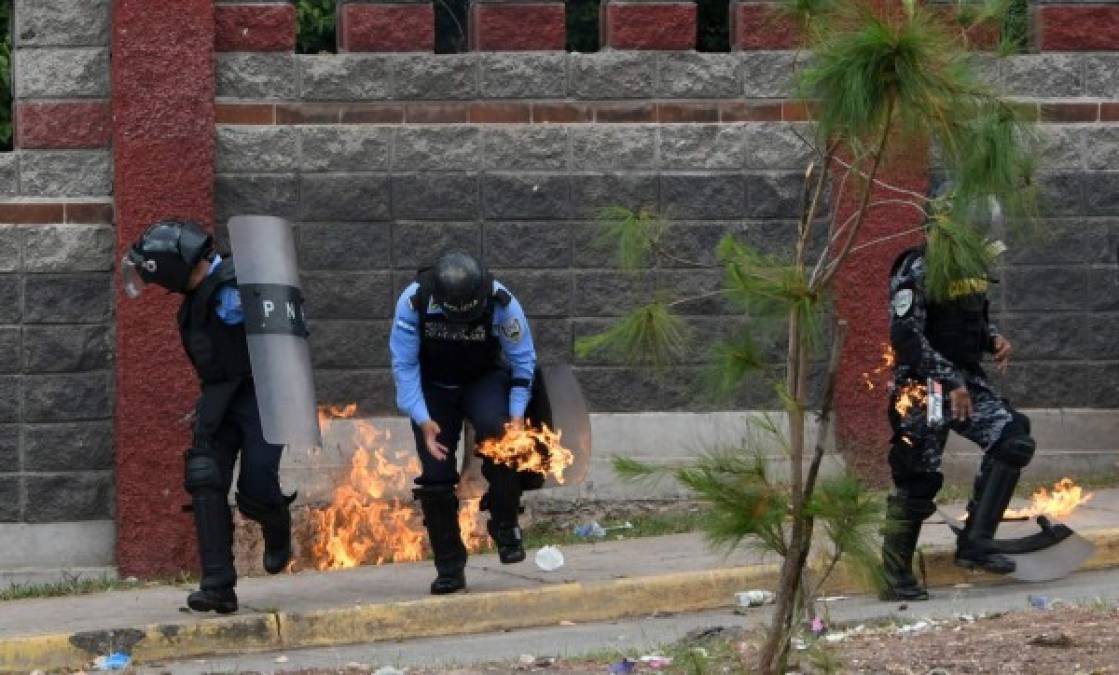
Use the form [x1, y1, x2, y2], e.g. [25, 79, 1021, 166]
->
[308, 405, 486, 570]
[862, 344, 897, 391]
[893, 381, 928, 417]
[1004, 478, 1094, 519]
[477, 421, 574, 483]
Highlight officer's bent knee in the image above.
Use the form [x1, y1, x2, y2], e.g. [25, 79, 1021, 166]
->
[992, 433, 1036, 468]
[184, 454, 223, 494]
[896, 472, 943, 501]
[890, 494, 937, 520]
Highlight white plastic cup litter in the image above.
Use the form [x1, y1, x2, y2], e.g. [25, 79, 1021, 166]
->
[535, 545, 565, 571]
[735, 590, 775, 607]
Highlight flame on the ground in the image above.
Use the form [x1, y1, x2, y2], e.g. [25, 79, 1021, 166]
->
[1004, 478, 1094, 519]
[307, 404, 486, 570]
[476, 421, 575, 483]
[862, 344, 897, 391]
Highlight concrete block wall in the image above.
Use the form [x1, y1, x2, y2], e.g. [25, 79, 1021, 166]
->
[0, 0, 115, 542]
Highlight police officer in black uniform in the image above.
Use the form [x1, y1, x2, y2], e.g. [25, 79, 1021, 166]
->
[121, 221, 295, 613]
[390, 251, 537, 595]
[881, 227, 1034, 601]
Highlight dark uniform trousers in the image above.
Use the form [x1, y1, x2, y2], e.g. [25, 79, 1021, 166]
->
[206, 381, 286, 505]
[410, 368, 517, 491]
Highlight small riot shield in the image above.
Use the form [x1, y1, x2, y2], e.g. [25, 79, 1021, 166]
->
[227, 215, 322, 449]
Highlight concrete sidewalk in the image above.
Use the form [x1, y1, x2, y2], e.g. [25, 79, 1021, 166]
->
[2, 490, 1118, 671]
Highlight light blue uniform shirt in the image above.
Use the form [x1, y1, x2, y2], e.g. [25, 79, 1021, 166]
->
[207, 255, 244, 326]
[390, 280, 537, 426]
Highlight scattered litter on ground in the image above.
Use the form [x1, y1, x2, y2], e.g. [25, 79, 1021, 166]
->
[573, 522, 606, 538]
[735, 589, 775, 607]
[517, 654, 535, 665]
[345, 663, 371, 670]
[953, 583, 973, 589]
[92, 653, 131, 671]
[810, 616, 826, 636]
[372, 667, 405, 675]
[534, 545, 565, 571]
[274, 655, 289, 663]
[817, 595, 848, 603]
[639, 654, 673, 669]
[608, 658, 636, 674]
[1028, 632, 1074, 648]
[683, 626, 727, 644]
[559, 620, 576, 626]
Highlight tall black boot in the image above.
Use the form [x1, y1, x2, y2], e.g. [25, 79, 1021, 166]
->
[483, 465, 525, 564]
[880, 495, 934, 601]
[955, 460, 1017, 574]
[236, 491, 297, 574]
[184, 453, 238, 614]
[415, 486, 467, 595]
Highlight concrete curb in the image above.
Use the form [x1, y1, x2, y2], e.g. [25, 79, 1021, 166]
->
[5, 528, 1119, 672]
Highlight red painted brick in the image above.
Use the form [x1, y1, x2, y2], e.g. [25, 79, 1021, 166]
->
[16, 101, 112, 149]
[1101, 102, 1119, 122]
[215, 103, 275, 124]
[340, 3, 434, 52]
[0, 202, 65, 224]
[719, 100, 782, 122]
[782, 100, 818, 121]
[1040, 102, 1099, 123]
[732, 2, 800, 50]
[275, 103, 343, 124]
[657, 102, 719, 123]
[65, 202, 115, 224]
[595, 102, 658, 123]
[404, 103, 470, 123]
[215, 3, 295, 51]
[532, 102, 594, 123]
[341, 103, 405, 123]
[469, 102, 532, 123]
[604, 3, 697, 50]
[1041, 5, 1119, 51]
[470, 3, 566, 51]
[931, 6, 1000, 51]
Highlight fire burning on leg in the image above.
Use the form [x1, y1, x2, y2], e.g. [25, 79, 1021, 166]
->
[476, 421, 575, 483]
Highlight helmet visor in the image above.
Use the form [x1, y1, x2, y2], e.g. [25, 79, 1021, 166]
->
[120, 255, 147, 299]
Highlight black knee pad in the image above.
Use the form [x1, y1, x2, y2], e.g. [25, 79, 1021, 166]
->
[185, 453, 223, 495]
[889, 494, 936, 521]
[991, 421, 1036, 469]
[895, 472, 943, 502]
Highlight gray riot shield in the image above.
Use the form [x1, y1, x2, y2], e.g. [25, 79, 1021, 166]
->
[227, 215, 322, 449]
[458, 364, 592, 498]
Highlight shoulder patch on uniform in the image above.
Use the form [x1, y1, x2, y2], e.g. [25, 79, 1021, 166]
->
[892, 288, 914, 317]
[501, 317, 523, 343]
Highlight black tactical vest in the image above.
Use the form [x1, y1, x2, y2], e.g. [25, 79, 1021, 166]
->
[412, 269, 510, 386]
[896, 247, 991, 369]
[178, 259, 253, 385]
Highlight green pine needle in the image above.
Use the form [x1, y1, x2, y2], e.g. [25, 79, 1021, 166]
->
[596, 206, 667, 272]
[923, 216, 999, 303]
[575, 302, 691, 369]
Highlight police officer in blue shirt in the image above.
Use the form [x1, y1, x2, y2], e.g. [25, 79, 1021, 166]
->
[122, 221, 295, 614]
[390, 251, 537, 594]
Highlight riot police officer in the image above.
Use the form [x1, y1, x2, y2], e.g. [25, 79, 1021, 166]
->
[880, 229, 1034, 601]
[390, 251, 537, 595]
[121, 221, 295, 613]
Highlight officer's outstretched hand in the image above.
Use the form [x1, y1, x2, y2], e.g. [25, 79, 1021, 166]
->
[421, 420, 449, 461]
[992, 335, 1012, 373]
[509, 417, 525, 432]
[950, 386, 972, 422]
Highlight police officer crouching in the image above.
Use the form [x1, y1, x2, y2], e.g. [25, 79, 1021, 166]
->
[881, 204, 1034, 602]
[122, 221, 295, 613]
[390, 252, 537, 594]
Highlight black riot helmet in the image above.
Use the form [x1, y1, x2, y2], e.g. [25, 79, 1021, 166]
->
[432, 251, 490, 322]
[121, 221, 213, 297]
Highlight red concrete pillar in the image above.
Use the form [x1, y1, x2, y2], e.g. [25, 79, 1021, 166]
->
[215, 0, 296, 51]
[601, 0, 697, 50]
[339, 0, 435, 52]
[730, 0, 799, 50]
[469, 0, 566, 51]
[113, 0, 216, 577]
[1039, 2, 1119, 50]
[831, 140, 930, 485]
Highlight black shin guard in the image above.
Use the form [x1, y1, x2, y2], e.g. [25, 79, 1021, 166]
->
[956, 460, 1020, 574]
[880, 495, 934, 601]
[482, 465, 525, 564]
[184, 453, 236, 592]
[236, 491, 296, 574]
[415, 486, 467, 594]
